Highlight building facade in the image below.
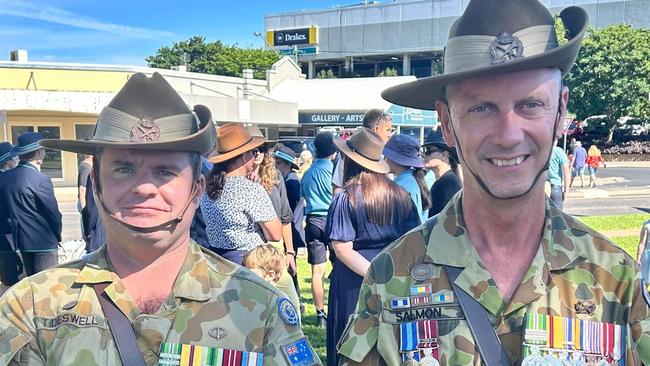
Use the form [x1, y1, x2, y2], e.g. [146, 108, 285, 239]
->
[264, 0, 650, 79]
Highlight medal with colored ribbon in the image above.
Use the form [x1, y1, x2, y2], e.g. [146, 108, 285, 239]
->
[400, 320, 440, 366]
[522, 313, 625, 364]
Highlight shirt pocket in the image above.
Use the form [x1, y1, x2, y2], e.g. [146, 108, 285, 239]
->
[36, 319, 116, 366]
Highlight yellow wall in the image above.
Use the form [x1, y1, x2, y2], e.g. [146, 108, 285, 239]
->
[3, 111, 97, 187]
[0, 68, 132, 92]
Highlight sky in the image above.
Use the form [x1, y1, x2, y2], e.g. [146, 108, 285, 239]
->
[0, 0, 346, 66]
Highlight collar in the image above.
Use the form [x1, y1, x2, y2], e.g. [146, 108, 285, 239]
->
[313, 158, 334, 167]
[425, 193, 588, 317]
[76, 241, 212, 318]
[18, 161, 39, 171]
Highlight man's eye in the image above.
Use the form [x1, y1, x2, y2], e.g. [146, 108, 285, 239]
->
[470, 105, 490, 113]
[157, 170, 176, 177]
[523, 101, 543, 109]
[115, 167, 133, 174]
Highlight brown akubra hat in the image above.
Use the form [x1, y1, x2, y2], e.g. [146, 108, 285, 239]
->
[334, 127, 389, 174]
[208, 123, 265, 164]
[40, 72, 215, 154]
[382, 0, 588, 110]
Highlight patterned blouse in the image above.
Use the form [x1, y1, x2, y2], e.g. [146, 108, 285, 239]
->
[200, 176, 277, 251]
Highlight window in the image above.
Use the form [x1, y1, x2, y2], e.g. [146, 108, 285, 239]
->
[75, 124, 95, 164]
[11, 125, 63, 179]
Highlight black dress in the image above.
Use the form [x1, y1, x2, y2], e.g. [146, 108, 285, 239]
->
[325, 187, 420, 366]
[428, 170, 462, 218]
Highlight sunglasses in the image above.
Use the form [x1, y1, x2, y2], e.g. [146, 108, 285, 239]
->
[422, 146, 442, 156]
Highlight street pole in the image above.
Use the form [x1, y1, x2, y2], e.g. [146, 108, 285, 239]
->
[293, 45, 298, 64]
[253, 32, 282, 59]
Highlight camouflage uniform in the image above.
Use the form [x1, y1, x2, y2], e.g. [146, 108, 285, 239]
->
[338, 194, 650, 365]
[0, 241, 320, 366]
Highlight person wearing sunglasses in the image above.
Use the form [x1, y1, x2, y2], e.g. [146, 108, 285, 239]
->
[421, 128, 462, 218]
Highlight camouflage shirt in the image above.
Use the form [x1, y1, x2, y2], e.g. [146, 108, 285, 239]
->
[0, 241, 320, 366]
[338, 194, 650, 365]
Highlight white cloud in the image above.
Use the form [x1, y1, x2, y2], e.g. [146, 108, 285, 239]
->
[0, 0, 174, 39]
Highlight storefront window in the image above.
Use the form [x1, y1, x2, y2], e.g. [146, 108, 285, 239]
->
[11, 125, 62, 179]
[37, 126, 62, 179]
[75, 124, 95, 164]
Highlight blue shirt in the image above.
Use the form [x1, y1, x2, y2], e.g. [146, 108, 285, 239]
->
[547, 146, 569, 187]
[394, 169, 423, 220]
[573, 146, 587, 168]
[301, 158, 334, 216]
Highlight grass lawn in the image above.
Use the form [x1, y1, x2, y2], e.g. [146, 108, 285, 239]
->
[577, 214, 647, 232]
[294, 214, 647, 364]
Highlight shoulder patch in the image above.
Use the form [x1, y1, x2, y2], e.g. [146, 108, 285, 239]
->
[281, 337, 318, 366]
[278, 298, 299, 326]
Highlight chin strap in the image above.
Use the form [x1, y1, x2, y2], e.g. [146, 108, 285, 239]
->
[446, 92, 562, 200]
[95, 181, 200, 233]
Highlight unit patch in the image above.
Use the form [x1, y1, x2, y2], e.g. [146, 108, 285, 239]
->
[278, 298, 299, 326]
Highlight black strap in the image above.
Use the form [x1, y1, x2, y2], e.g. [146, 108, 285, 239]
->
[93, 283, 147, 366]
[443, 266, 510, 365]
[422, 218, 509, 365]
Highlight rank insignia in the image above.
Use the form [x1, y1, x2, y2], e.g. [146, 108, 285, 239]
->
[574, 301, 595, 316]
[281, 337, 318, 366]
[278, 298, 299, 326]
[489, 32, 524, 64]
[410, 263, 433, 282]
[158, 343, 263, 366]
[391, 297, 411, 310]
[130, 117, 161, 142]
[208, 326, 228, 341]
[431, 290, 454, 305]
[410, 283, 432, 296]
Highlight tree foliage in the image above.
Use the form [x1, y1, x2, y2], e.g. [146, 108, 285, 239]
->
[377, 67, 399, 77]
[315, 69, 337, 79]
[565, 24, 650, 141]
[146, 36, 280, 80]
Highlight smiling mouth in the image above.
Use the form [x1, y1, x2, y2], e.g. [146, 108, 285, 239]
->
[489, 156, 527, 167]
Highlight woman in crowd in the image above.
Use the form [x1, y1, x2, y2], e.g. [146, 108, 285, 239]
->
[325, 128, 421, 366]
[422, 128, 462, 218]
[586, 144, 606, 187]
[383, 134, 432, 221]
[297, 149, 313, 178]
[201, 123, 281, 264]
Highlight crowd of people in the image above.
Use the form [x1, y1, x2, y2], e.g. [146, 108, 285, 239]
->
[1, 0, 649, 363]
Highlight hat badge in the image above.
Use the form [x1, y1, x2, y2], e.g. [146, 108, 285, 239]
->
[490, 32, 524, 64]
[130, 117, 161, 142]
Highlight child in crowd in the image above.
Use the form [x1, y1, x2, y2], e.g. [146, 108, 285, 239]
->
[243, 244, 285, 285]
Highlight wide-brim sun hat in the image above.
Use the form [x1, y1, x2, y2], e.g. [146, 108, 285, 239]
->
[383, 134, 424, 168]
[275, 145, 300, 170]
[334, 127, 389, 174]
[381, 0, 588, 110]
[247, 125, 277, 149]
[208, 123, 265, 164]
[40, 72, 215, 155]
[13, 132, 44, 156]
[0, 142, 17, 164]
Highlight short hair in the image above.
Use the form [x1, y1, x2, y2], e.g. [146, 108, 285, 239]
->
[242, 244, 285, 283]
[18, 148, 44, 163]
[363, 109, 391, 129]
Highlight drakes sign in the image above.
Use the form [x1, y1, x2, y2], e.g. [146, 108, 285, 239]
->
[267, 27, 317, 47]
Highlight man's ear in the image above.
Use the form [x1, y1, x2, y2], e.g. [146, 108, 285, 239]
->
[555, 86, 570, 140]
[434, 99, 456, 148]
